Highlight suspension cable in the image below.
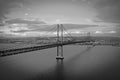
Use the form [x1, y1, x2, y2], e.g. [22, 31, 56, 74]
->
[62, 26, 75, 41]
[44, 25, 57, 38]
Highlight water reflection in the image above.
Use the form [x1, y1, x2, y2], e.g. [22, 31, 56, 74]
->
[55, 59, 64, 80]
[31, 59, 64, 80]
[66, 46, 94, 65]
[64, 46, 95, 80]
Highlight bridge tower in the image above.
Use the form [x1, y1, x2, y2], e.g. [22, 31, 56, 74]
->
[56, 24, 64, 59]
[87, 32, 90, 40]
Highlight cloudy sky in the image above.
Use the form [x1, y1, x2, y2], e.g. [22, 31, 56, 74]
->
[0, 0, 120, 37]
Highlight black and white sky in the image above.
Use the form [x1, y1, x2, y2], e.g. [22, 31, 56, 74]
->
[0, 0, 120, 37]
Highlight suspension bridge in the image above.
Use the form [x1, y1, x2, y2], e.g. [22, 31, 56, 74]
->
[0, 24, 118, 58]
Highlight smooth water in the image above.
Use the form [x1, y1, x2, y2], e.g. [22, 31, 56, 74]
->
[0, 45, 120, 80]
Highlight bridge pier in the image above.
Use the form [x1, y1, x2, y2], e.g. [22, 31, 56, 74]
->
[56, 45, 64, 59]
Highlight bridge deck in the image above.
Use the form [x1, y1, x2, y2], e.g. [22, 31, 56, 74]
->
[0, 40, 90, 57]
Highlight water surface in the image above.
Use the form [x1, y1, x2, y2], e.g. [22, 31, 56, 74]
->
[0, 45, 120, 80]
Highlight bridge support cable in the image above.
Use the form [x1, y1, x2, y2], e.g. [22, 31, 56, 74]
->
[62, 25, 75, 41]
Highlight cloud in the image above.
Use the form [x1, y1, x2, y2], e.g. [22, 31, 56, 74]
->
[5, 18, 46, 25]
[9, 26, 31, 33]
[88, 0, 120, 23]
[109, 31, 116, 33]
[0, 0, 28, 22]
[95, 31, 103, 34]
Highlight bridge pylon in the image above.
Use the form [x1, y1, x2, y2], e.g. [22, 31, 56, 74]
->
[56, 24, 64, 60]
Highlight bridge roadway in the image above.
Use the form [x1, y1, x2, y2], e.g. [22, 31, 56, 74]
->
[0, 40, 91, 57]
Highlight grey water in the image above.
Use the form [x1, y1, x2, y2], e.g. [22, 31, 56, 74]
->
[0, 45, 120, 80]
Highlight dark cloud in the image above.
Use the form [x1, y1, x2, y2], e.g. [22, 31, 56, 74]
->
[5, 18, 46, 24]
[0, 23, 5, 26]
[89, 0, 120, 23]
[10, 30, 31, 33]
[0, 0, 28, 22]
[63, 24, 98, 29]
[0, 31, 3, 33]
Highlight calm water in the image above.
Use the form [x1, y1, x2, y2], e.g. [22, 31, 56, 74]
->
[0, 45, 120, 80]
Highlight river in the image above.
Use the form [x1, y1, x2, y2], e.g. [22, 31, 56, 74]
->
[0, 45, 120, 80]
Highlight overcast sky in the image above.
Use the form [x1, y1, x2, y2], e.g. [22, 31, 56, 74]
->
[0, 0, 119, 24]
[0, 0, 120, 37]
